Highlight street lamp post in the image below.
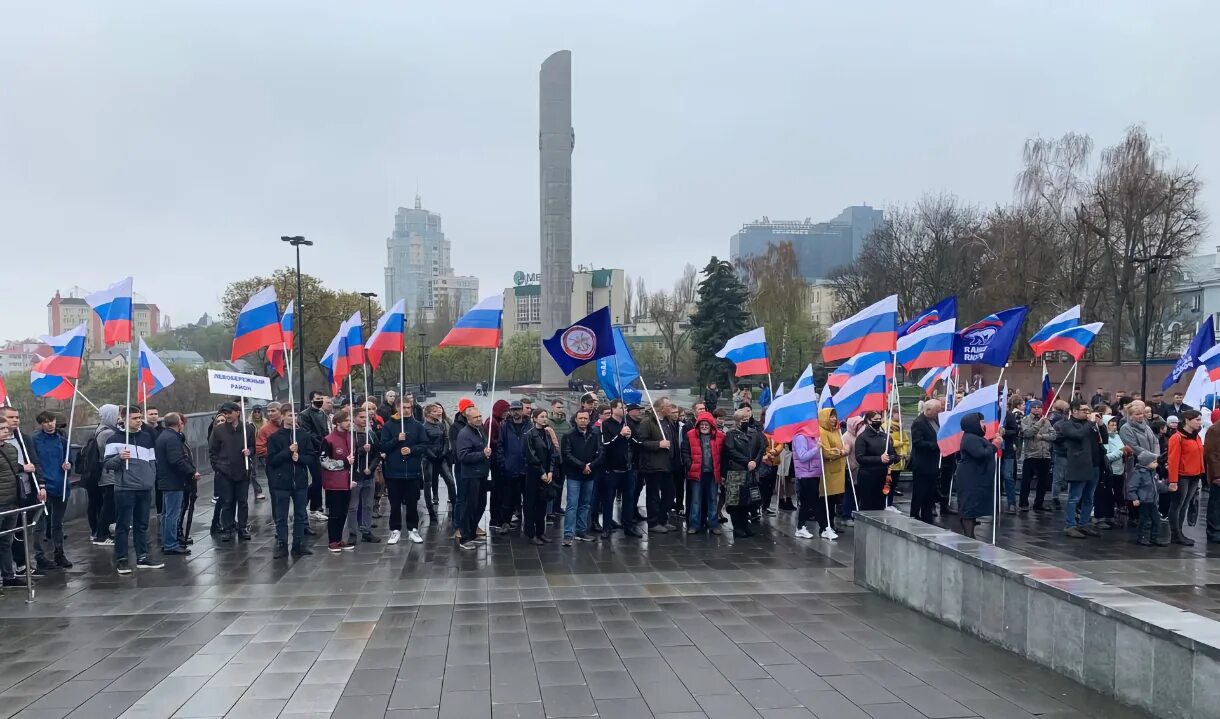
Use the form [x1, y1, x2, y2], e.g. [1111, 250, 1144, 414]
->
[281, 236, 313, 408]
[360, 292, 377, 397]
[1133, 253, 1173, 398]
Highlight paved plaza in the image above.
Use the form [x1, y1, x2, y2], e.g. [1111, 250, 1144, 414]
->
[0, 476, 1161, 719]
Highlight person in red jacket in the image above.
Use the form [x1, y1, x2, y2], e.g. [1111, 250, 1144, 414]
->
[1167, 409, 1205, 546]
[320, 410, 357, 552]
[680, 412, 724, 535]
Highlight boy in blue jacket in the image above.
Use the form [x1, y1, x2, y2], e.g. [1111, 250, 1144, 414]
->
[33, 411, 72, 568]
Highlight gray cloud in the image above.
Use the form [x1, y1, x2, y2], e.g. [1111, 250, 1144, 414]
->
[2, 0, 1215, 340]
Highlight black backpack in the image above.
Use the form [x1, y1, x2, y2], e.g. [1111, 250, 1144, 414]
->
[74, 433, 103, 485]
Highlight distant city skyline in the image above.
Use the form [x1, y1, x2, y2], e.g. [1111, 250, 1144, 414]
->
[2, 2, 1216, 340]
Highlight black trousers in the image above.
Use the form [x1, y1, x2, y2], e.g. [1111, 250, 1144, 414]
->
[459, 475, 482, 539]
[911, 469, 939, 524]
[672, 467, 686, 511]
[645, 471, 673, 527]
[1169, 475, 1202, 540]
[85, 481, 103, 537]
[386, 477, 421, 532]
[857, 472, 887, 511]
[759, 466, 776, 511]
[215, 475, 250, 532]
[1020, 458, 1052, 508]
[1206, 485, 1220, 542]
[1094, 469, 1122, 520]
[796, 476, 819, 529]
[496, 473, 524, 528]
[180, 481, 197, 539]
[522, 475, 549, 538]
[424, 459, 456, 511]
[937, 458, 956, 507]
[325, 489, 351, 543]
[307, 462, 324, 512]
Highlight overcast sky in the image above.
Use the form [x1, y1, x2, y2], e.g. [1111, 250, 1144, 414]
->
[2, 1, 1216, 341]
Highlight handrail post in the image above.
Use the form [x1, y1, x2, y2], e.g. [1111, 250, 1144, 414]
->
[21, 506, 36, 603]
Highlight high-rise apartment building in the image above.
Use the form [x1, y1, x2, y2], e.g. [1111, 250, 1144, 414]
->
[383, 196, 480, 325]
[730, 205, 884, 282]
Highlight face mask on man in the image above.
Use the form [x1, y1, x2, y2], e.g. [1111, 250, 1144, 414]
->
[313, 399, 324, 408]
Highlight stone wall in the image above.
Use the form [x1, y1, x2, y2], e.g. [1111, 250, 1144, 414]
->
[854, 510, 1220, 719]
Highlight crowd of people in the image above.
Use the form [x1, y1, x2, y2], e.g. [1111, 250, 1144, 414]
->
[2, 380, 1212, 587]
[909, 386, 1220, 545]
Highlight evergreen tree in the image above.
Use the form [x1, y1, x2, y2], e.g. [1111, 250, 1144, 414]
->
[689, 257, 750, 387]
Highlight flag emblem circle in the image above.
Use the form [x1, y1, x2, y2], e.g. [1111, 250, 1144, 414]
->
[561, 325, 597, 360]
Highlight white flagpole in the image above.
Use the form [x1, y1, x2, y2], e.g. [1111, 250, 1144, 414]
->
[1051, 360, 1078, 407]
[362, 361, 370, 472]
[841, 430, 861, 515]
[63, 383, 79, 501]
[71, 383, 101, 413]
[348, 374, 355, 485]
[486, 346, 500, 448]
[239, 395, 250, 471]
[992, 369, 1008, 545]
[818, 445, 833, 540]
[286, 345, 296, 445]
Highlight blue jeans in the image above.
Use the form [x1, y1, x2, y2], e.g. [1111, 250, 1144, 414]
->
[160, 491, 184, 551]
[273, 486, 309, 545]
[1001, 457, 1017, 507]
[687, 475, 719, 531]
[1052, 453, 1068, 501]
[564, 478, 595, 538]
[114, 489, 152, 563]
[1064, 471, 1099, 529]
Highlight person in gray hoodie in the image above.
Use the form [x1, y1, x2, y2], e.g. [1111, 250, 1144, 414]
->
[103, 407, 164, 574]
[1120, 401, 1168, 546]
[88, 404, 120, 545]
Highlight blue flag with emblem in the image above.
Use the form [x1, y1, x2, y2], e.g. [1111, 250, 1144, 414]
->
[595, 326, 640, 400]
[1162, 315, 1215, 391]
[952, 306, 1029, 367]
[543, 306, 616, 376]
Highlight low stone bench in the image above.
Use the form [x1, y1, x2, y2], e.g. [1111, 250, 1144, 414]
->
[853, 510, 1220, 719]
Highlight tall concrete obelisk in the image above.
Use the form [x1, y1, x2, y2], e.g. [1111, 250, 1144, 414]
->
[539, 50, 575, 387]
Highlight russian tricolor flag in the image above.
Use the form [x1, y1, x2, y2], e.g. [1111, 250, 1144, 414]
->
[831, 360, 889, 418]
[1041, 360, 1054, 408]
[231, 286, 284, 361]
[1036, 322, 1103, 361]
[267, 300, 294, 377]
[366, 299, 406, 370]
[85, 277, 134, 347]
[715, 327, 770, 377]
[320, 328, 350, 395]
[0, 376, 8, 407]
[827, 351, 891, 389]
[138, 338, 175, 403]
[763, 372, 820, 443]
[1029, 305, 1081, 356]
[936, 383, 1000, 456]
[897, 297, 956, 370]
[440, 295, 503, 349]
[793, 364, 815, 390]
[918, 366, 951, 397]
[823, 295, 898, 363]
[1200, 344, 1220, 382]
[30, 371, 74, 401]
[34, 323, 88, 379]
[343, 312, 365, 367]
[819, 380, 835, 411]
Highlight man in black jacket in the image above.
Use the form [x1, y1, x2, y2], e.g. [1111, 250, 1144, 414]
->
[599, 400, 643, 539]
[298, 391, 332, 517]
[637, 398, 675, 534]
[665, 404, 687, 516]
[455, 406, 490, 550]
[704, 383, 721, 413]
[493, 401, 530, 535]
[909, 399, 942, 524]
[154, 413, 197, 556]
[561, 408, 602, 545]
[267, 407, 318, 557]
[379, 400, 427, 545]
[208, 402, 255, 542]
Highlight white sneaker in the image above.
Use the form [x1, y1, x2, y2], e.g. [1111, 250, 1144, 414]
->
[408, 529, 424, 544]
[387, 530, 401, 545]
[884, 505, 902, 514]
[310, 510, 328, 521]
[794, 527, 814, 539]
[821, 528, 839, 540]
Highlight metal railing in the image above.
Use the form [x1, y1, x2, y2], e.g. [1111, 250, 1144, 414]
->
[0, 504, 47, 604]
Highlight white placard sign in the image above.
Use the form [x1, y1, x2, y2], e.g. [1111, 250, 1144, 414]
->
[207, 369, 273, 400]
